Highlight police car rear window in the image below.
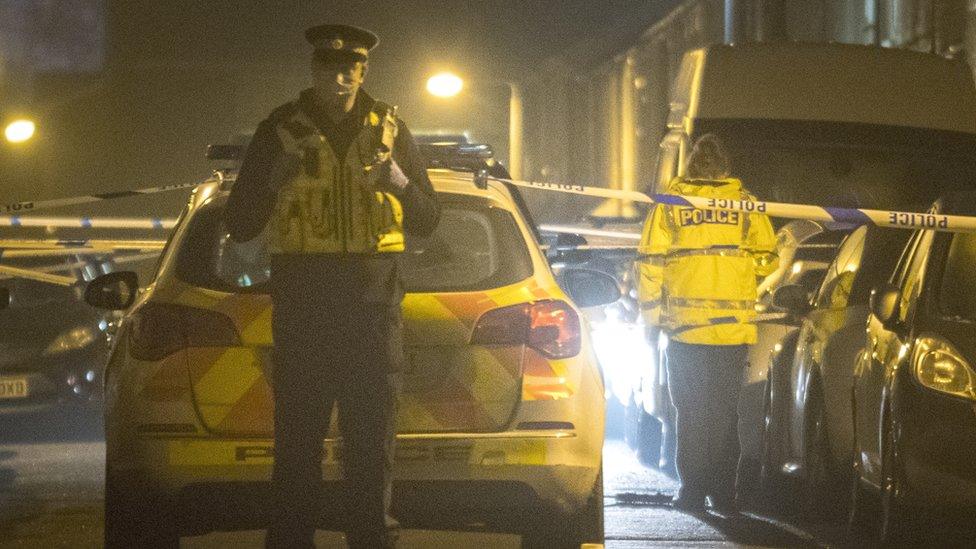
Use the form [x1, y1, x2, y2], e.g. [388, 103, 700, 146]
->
[175, 195, 534, 294]
[400, 197, 533, 292]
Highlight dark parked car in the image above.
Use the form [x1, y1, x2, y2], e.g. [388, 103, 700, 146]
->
[761, 225, 908, 515]
[0, 276, 112, 413]
[850, 191, 976, 544]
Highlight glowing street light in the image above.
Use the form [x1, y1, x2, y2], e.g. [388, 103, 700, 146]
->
[424, 71, 523, 179]
[5, 119, 36, 144]
[426, 72, 464, 98]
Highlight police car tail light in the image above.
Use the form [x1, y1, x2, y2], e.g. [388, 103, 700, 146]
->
[471, 300, 581, 359]
[913, 337, 976, 401]
[528, 300, 581, 358]
[129, 303, 240, 361]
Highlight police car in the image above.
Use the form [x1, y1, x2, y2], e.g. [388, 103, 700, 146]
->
[86, 144, 614, 547]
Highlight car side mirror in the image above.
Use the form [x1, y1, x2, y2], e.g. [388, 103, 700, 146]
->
[0, 287, 8, 309]
[547, 233, 591, 264]
[558, 268, 621, 308]
[85, 271, 139, 311]
[555, 233, 587, 248]
[869, 283, 901, 329]
[772, 283, 811, 316]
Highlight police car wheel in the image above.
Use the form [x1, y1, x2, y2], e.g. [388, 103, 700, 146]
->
[104, 466, 179, 548]
[522, 468, 604, 549]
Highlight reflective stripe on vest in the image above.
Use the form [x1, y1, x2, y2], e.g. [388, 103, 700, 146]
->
[269, 107, 404, 254]
[666, 296, 756, 311]
[640, 299, 661, 310]
[665, 246, 750, 260]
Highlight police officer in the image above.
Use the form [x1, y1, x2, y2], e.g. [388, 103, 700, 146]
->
[224, 24, 440, 548]
[636, 134, 777, 514]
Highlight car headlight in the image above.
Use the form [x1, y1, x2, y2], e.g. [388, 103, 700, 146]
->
[913, 337, 976, 401]
[44, 326, 97, 356]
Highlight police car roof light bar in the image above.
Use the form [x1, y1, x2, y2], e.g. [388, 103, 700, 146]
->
[206, 144, 245, 162]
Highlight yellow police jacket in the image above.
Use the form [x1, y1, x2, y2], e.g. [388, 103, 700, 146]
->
[636, 177, 778, 345]
[268, 104, 404, 255]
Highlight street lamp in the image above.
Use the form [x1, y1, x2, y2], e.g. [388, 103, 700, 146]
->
[426, 72, 463, 98]
[4, 119, 36, 144]
[425, 72, 524, 180]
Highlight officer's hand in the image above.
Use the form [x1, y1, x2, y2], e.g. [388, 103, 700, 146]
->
[388, 159, 409, 191]
[366, 160, 410, 193]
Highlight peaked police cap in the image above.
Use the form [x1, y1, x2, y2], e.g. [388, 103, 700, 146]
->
[305, 24, 378, 64]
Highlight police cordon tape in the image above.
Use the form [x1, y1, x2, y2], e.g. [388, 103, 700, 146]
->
[539, 224, 641, 241]
[652, 193, 976, 234]
[0, 239, 166, 250]
[0, 239, 167, 261]
[7, 173, 973, 234]
[668, 312, 791, 336]
[481, 175, 976, 234]
[0, 215, 178, 230]
[0, 181, 198, 215]
[0, 264, 76, 286]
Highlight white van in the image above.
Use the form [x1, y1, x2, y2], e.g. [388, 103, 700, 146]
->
[656, 42, 976, 201]
[631, 42, 976, 483]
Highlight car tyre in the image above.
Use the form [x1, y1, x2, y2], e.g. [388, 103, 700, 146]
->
[848, 388, 879, 543]
[847, 449, 876, 544]
[801, 382, 846, 520]
[759, 378, 790, 511]
[878, 415, 918, 547]
[104, 465, 179, 549]
[635, 407, 663, 468]
[604, 391, 626, 440]
[522, 468, 604, 549]
[624, 392, 640, 450]
[660, 417, 678, 479]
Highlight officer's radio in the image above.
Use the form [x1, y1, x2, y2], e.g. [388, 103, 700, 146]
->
[365, 104, 398, 173]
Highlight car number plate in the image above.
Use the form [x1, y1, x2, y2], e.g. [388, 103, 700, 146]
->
[0, 377, 28, 399]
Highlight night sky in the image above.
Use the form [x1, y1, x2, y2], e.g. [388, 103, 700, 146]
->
[2, 1, 670, 215]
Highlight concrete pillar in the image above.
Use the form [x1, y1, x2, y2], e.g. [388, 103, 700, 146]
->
[725, 0, 753, 44]
[508, 82, 524, 180]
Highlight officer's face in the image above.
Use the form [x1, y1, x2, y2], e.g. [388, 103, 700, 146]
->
[312, 58, 368, 101]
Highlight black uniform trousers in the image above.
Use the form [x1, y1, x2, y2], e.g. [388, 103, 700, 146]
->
[666, 340, 748, 505]
[266, 256, 402, 549]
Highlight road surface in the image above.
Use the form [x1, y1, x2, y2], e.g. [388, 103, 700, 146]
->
[0, 404, 838, 548]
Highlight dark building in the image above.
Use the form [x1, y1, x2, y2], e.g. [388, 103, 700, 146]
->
[519, 0, 974, 222]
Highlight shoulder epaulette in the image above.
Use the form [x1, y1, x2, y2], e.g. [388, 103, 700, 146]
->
[369, 101, 400, 124]
[266, 101, 300, 125]
[370, 100, 393, 115]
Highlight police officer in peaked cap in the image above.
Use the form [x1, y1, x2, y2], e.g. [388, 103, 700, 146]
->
[224, 23, 440, 549]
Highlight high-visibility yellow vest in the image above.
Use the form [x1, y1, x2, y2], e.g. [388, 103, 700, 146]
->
[269, 104, 404, 254]
[636, 177, 778, 345]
